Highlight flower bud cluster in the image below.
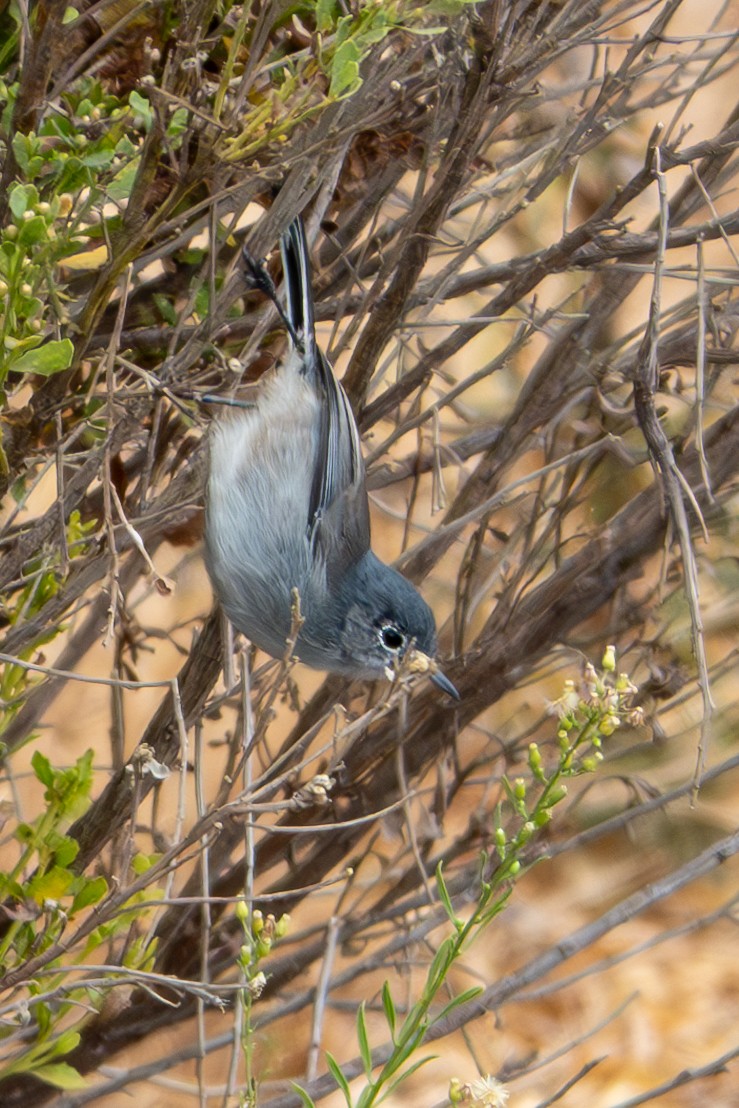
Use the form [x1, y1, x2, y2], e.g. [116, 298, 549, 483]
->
[235, 901, 291, 992]
[495, 647, 638, 879]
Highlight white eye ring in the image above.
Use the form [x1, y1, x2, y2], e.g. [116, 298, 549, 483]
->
[379, 623, 405, 653]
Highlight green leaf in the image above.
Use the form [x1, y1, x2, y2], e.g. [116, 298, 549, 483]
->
[27, 865, 75, 904]
[425, 936, 455, 991]
[49, 834, 79, 868]
[108, 160, 139, 202]
[357, 1001, 372, 1078]
[10, 339, 74, 376]
[153, 293, 177, 326]
[329, 40, 362, 97]
[193, 281, 210, 319]
[435, 985, 483, 1023]
[32, 1062, 87, 1090]
[435, 862, 461, 928]
[62, 7, 79, 24]
[11, 134, 42, 177]
[316, 0, 335, 33]
[129, 89, 153, 130]
[403, 24, 446, 36]
[180, 247, 205, 265]
[115, 134, 137, 157]
[326, 1052, 352, 1103]
[36, 999, 52, 1037]
[12, 920, 36, 961]
[31, 750, 54, 787]
[122, 931, 159, 970]
[381, 981, 396, 1041]
[0, 873, 24, 900]
[289, 1083, 317, 1108]
[396, 999, 423, 1043]
[16, 296, 43, 322]
[51, 1030, 81, 1056]
[8, 183, 36, 220]
[71, 875, 107, 913]
[354, 20, 392, 48]
[166, 107, 189, 138]
[18, 215, 49, 245]
[131, 851, 161, 875]
[81, 148, 116, 168]
[4, 334, 42, 356]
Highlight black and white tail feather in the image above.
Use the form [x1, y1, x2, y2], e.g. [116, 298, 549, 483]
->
[279, 221, 370, 577]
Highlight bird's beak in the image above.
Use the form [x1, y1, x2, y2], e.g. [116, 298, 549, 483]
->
[404, 649, 460, 700]
[430, 668, 460, 700]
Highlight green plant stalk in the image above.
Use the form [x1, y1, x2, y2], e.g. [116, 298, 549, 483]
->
[239, 970, 257, 1108]
[320, 653, 635, 1105]
[213, 0, 255, 122]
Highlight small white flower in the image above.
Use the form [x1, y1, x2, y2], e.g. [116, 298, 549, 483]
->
[450, 1074, 509, 1106]
[467, 1075, 510, 1106]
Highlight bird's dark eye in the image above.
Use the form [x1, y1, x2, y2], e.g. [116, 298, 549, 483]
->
[379, 624, 405, 653]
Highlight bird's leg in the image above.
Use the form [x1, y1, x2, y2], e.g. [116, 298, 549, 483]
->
[241, 244, 302, 348]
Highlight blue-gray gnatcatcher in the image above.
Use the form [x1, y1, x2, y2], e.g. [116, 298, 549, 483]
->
[205, 217, 457, 697]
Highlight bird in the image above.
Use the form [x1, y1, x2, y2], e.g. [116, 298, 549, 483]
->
[204, 217, 457, 698]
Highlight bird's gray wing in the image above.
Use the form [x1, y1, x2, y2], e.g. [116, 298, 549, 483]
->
[280, 219, 371, 574]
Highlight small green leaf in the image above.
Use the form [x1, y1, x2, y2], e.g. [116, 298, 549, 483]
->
[193, 281, 210, 319]
[381, 981, 396, 1041]
[51, 1030, 81, 1056]
[36, 999, 52, 1037]
[153, 293, 177, 326]
[62, 7, 79, 24]
[329, 40, 362, 97]
[49, 834, 79, 868]
[32, 1062, 87, 1090]
[326, 1052, 352, 1103]
[129, 90, 153, 130]
[11, 134, 42, 177]
[355, 21, 392, 48]
[31, 750, 54, 786]
[357, 1001, 372, 1077]
[4, 334, 42, 355]
[81, 148, 115, 168]
[0, 873, 24, 900]
[180, 247, 205, 265]
[27, 865, 75, 904]
[435, 862, 460, 928]
[10, 339, 74, 376]
[18, 215, 49, 245]
[435, 985, 483, 1023]
[108, 160, 139, 203]
[8, 183, 36, 220]
[131, 851, 161, 875]
[71, 875, 107, 913]
[166, 107, 189, 138]
[403, 24, 446, 36]
[425, 936, 455, 991]
[316, 0, 335, 33]
[289, 1083, 317, 1108]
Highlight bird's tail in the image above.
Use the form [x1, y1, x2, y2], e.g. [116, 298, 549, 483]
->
[280, 218, 318, 370]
